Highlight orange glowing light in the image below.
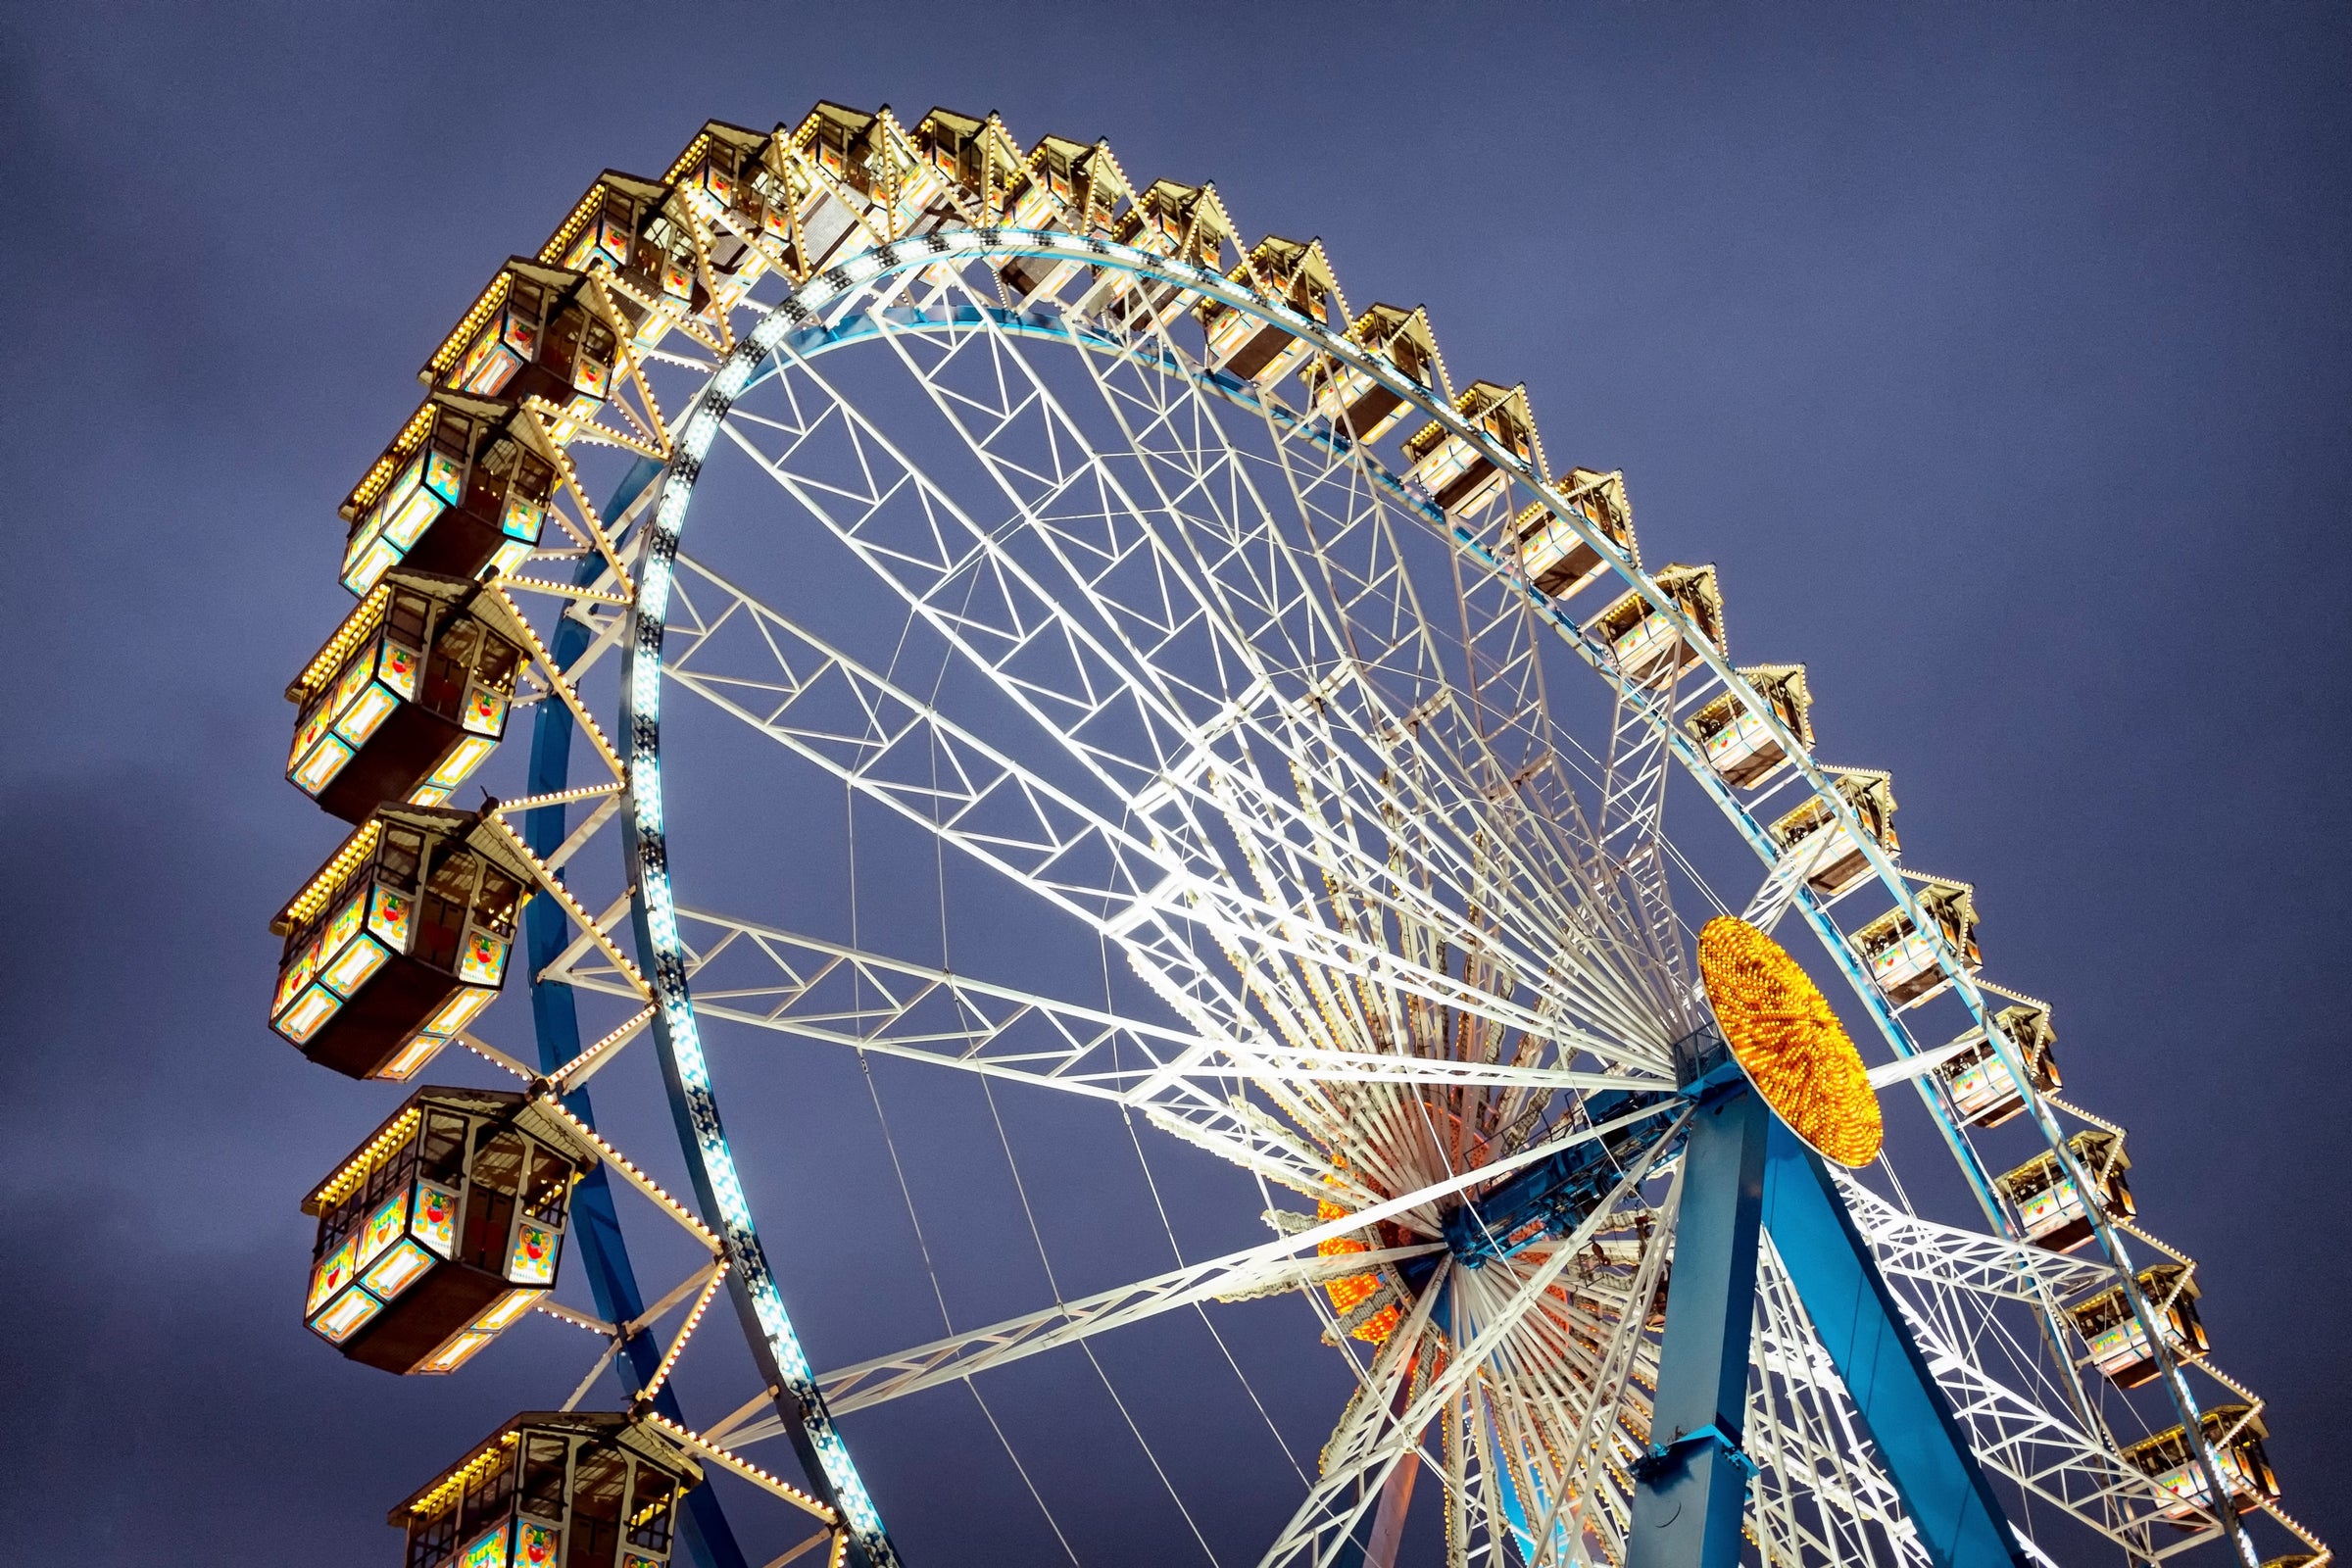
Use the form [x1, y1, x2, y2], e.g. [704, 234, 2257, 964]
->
[1315, 1198, 1397, 1344]
[1696, 916, 1883, 1168]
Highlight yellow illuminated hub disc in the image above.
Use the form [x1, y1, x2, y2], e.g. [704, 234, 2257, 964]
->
[1696, 916, 1884, 1168]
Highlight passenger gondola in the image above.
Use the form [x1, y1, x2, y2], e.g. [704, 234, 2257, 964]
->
[1403, 381, 1542, 518]
[286, 569, 533, 821]
[2067, 1262, 2208, 1389]
[1686, 663, 1813, 788]
[270, 804, 536, 1081]
[1591, 564, 1727, 684]
[1994, 1129, 2132, 1252]
[1935, 1002, 2061, 1128]
[2123, 1406, 2278, 1525]
[1853, 876, 1980, 1006]
[1305, 302, 1444, 447]
[1200, 235, 1345, 386]
[338, 393, 562, 598]
[303, 1087, 599, 1375]
[1511, 467, 1639, 604]
[1768, 766, 1898, 897]
[391, 1412, 702, 1568]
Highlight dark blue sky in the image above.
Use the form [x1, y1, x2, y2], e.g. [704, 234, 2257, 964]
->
[2, 3, 2346, 1563]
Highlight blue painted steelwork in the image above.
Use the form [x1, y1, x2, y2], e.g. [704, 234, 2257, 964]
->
[1445, 1089, 1679, 1267]
[523, 458, 748, 1568]
[1763, 1122, 2028, 1568]
[1627, 1084, 1770, 1568]
[1618, 1034, 2022, 1568]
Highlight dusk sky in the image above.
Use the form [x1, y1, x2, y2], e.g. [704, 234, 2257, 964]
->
[2, 3, 2347, 1564]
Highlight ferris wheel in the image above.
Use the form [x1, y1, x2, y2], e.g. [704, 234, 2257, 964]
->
[268, 103, 2331, 1568]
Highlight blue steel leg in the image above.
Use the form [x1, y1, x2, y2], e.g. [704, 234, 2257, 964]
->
[1627, 1086, 1769, 1568]
[523, 462, 747, 1568]
[1761, 1124, 2026, 1568]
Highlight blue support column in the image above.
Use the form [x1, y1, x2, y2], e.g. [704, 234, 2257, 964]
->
[1627, 1085, 1770, 1568]
[522, 461, 747, 1568]
[1762, 1124, 2028, 1568]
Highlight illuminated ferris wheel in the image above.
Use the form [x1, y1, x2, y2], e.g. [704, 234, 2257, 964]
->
[269, 103, 2330, 1568]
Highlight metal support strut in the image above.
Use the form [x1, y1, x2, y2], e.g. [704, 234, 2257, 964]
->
[1630, 1028, 2027, 1568]
[1627, 1075, 1769, 1568]
[1761, 1124, 2028, 1568]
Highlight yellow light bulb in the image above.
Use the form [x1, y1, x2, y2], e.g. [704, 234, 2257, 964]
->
[1697, 916, 1883, 1168]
